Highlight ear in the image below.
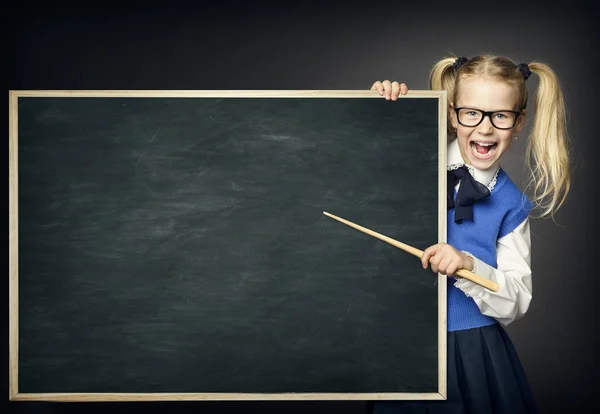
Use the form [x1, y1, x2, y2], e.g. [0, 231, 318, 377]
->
[449, 103, 458, 130]
[514, 109, 527, 133]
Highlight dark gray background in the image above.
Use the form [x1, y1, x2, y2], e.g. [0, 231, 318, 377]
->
[5, 0, 597, 413]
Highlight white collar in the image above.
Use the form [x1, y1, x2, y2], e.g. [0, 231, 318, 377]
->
[447, 138, 500, 191]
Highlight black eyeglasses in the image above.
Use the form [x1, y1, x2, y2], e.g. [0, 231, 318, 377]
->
[454, 107, 521, 130]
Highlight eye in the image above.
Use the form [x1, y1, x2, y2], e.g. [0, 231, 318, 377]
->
[494, 113, 508, 119]
[465, 111, 479, 117]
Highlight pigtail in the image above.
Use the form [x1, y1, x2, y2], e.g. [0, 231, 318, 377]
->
[429, 56, 458, 92]
[429, 56, 460, 138]
[525, 62, 571, 218]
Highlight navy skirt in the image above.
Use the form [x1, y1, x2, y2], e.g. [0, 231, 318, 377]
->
[368, 323, 537, 414]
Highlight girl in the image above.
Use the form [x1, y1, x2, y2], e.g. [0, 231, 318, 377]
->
[368, 54, 571, 414]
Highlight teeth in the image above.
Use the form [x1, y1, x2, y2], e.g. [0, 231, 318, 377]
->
[474, 141, 495, 147]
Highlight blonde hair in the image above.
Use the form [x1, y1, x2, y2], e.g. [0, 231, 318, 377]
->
[429, 54, 571, 218]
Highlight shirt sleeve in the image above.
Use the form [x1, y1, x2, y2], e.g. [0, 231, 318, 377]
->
[453, 217, 532, 326]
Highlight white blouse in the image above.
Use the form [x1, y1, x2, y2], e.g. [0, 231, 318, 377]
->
[447, 139, 533, 326]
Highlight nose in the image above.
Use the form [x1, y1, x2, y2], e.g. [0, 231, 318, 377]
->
[477, 114, 494, 134]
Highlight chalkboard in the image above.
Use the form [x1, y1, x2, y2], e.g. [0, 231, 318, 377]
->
[8, 90, 448, 401]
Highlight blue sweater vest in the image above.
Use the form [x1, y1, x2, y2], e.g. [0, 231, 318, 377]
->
[447, 168, 533, 331]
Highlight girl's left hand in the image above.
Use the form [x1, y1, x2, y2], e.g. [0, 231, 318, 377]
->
[420, 243, 474, 277]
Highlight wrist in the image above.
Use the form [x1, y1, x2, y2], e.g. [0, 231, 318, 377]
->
[461, 251, 475, 272]
[465, 256, 475, 272]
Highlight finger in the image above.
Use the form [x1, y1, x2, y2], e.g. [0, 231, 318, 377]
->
[445, 261, 459, 277]
[400, 82, 409, 95]
[430, 259, 439, 274]
[421, 250, 432, 269]
[428, 250, 443, 274]
[438, 256, 454, 275]
[421, 245, 439, 269]
[370, 81, 384, 95]
[391, 81, 401, 101]
[382, 80, 392, 99]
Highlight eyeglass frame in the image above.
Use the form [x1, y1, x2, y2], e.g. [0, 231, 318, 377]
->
[454, 107, 522, 130]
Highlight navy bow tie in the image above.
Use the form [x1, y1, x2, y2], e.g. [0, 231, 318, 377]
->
[448, 165, 491, 223]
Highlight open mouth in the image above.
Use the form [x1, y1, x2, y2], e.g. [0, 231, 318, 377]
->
[470, 141, 497, 160]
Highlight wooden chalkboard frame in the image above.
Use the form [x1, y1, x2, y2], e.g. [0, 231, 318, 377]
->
[8, 90, 448, 402]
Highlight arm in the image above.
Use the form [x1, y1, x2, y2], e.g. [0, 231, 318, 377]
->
[454, 218, 532, 326]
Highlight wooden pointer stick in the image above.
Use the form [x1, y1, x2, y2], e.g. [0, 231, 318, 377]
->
[323, 211, 500, 292]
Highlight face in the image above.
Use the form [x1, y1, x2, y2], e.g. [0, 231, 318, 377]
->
[451, 75, 525, 171]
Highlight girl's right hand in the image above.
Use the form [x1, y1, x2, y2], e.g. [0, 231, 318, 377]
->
[370, 80, 409, 101]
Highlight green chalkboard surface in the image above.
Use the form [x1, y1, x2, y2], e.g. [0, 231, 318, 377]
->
[9, 91, 447, 401]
